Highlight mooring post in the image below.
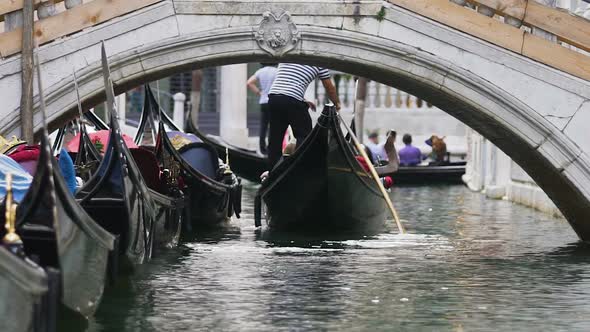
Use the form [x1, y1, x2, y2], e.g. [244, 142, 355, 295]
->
[354, 78, 368, 144]
[20, 0, 35, 144]
[173, 92, 187, 131]
[190, 70, 202, 129]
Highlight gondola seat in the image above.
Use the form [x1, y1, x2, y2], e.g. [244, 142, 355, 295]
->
[166, 131, 201, 150]
[129, 147, 163, 193]
[178, 143, 219, 179]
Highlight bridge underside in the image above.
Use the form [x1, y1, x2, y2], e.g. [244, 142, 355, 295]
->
[0, 1, 589, 239]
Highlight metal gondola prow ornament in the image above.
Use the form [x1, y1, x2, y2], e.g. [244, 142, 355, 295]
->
[34, 51, 59, 229]
[101, 41, 117, 120]
[2, 173, 22, 252]
[224, 147, 232, 175]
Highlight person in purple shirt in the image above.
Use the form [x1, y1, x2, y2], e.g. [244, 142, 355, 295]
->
[398, 134, 422, 166]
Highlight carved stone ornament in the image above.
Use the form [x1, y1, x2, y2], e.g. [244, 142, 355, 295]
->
[254, 10, 300, 56]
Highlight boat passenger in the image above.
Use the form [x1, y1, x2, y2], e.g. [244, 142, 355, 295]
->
[267, 63, 341, 168]
[425, 135, 448, 165]
[247, 63, 277, 155]
[398, 134, 422, 166]
[366, 132, 388, 165]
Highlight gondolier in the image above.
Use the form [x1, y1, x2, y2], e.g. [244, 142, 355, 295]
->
[267, 63, 341, 167]
[247, 63, 277, 155]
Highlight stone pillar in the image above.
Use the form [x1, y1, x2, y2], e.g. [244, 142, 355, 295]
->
[355, 78, 368, 144]
[117, 94, 126, 129]
[190, 70, 202, 129]
[532, 0, 557, 41]
[173, 92, 186, 130]
[219, 64, 249, 148]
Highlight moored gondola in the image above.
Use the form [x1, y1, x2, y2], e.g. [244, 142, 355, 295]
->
[141, 85, 242, 231]
[76, 44, 157, 269]
[187, 120, 268, 183]
[0, 221, 58, 332]
[188, 117, 465, 185]
[75, 46, 183, 256]
[0, 59, 116, 318]
[188, 121, 268, 183]
[75, 113, 157, 269]
[377, 162, 466, 185]
[256, 105, 388, 234]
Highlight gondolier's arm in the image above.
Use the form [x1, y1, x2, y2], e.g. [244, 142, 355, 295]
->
[321, 78, 341, 111]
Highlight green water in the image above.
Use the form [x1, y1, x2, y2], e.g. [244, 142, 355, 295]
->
[74, 183, 590, 331]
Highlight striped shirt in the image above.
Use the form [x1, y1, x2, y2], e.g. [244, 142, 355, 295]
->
[254, 66, 277, 104]
[269, 63, 331, 101]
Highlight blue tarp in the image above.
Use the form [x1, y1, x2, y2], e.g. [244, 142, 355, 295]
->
[0, 154, 32, 203]
[58, 149, 77, 194]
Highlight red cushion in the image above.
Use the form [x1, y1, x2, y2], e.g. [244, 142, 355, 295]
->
[130, 147, 162, 192]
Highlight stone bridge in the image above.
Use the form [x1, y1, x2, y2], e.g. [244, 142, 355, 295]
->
[1, 0, 590, 239]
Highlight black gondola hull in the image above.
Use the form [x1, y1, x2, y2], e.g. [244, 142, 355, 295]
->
[0, 247, 54, 332]
[76, 117, 155, 272]
[151, 190, 183, 249]
[11, 153, 115, 317]
[183, 182, 231, 230]
[159, 124, 240, 231]
[138, 84, 241, 231]
[260, 107, 387, 235]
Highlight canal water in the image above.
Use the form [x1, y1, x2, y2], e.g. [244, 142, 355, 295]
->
[75, 183, 590, 331]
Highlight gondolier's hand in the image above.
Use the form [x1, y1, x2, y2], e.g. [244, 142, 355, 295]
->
[335, 102, 341, 112]
[305, 100, 317, 112]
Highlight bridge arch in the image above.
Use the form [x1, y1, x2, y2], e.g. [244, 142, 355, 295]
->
[1, 0, 589, 239]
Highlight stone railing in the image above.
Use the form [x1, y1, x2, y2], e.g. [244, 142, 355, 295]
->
[317, 75, 434, 112]
[387, 0, 590, 80]
[0, 0, 160, 58]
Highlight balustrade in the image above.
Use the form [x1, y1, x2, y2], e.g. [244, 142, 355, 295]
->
[326, 74, 435, 113]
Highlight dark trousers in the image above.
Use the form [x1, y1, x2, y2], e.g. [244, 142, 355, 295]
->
[259, 103, 270, 152]
[268, 94, 312, 168]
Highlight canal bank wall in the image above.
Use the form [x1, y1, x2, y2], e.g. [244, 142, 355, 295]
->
[463, 128, 564, 218]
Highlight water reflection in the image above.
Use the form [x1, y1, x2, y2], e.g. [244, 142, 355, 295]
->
[77, 183, 590, 331]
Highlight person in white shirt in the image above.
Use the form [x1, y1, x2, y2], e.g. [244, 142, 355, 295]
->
[247, 63, 278, 154]
[366, 132, 389, 164]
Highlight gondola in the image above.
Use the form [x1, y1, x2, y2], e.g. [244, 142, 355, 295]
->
[52, 110, 107, 180]
[377, 162, 466, 185]
[75, 112, 184, 254]
[141, 85, 242, 231]
[0, 245, 58, 332]
[73, 85, 184, 249]
[0, 61, 116, 318]
[187, 118, 466, 185]
[75, 44, 158, 269]
[187, 119, 268, 183]
[255, 105, 388, 234]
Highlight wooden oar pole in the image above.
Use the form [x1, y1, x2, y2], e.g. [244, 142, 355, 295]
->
[20, 0, 35, 144]
[338, 112, 406, 234]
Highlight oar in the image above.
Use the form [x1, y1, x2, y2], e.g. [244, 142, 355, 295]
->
[337, 112, 405, 234]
